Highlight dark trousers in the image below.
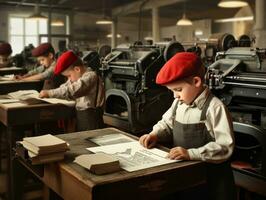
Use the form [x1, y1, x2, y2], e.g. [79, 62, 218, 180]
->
[76, 107, 104, 131]
[206, 161, 237, 200]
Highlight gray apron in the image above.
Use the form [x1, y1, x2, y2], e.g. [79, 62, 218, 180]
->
[76, 76, 104, 131]
[172, 94, 236, 200]
[76, 107, 104, 131]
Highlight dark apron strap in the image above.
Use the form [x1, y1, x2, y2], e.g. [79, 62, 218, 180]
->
[94, 76, 99, 107]
[200, 93, 214, 121]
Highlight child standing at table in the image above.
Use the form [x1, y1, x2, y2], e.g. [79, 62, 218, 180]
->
[39, 51, 105, 131]
[16, 42, 64, 89]
[139, 52, 236, 200]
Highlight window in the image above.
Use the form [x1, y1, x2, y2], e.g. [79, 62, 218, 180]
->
[9, 16, 48, 55]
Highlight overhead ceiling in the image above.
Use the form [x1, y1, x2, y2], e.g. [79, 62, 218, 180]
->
[0, 0, 255, 20]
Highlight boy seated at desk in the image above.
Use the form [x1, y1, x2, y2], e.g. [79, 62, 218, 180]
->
[0, 42, 13, 68]
[15, 42, 64, 89]
[139, 52, 236, 200]
[39, 51, 105, 131]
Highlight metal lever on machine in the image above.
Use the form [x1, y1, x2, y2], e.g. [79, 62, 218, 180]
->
[206, 58, 241, 89]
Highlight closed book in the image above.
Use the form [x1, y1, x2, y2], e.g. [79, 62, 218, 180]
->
[22, 134, 69, 155]
[28, 151, 65, 165]
[74, 153, 121, 175]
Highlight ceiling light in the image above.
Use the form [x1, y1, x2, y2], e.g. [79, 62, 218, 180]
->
[96, 0, 112, 25]
[51, 19, 64, 26]
[96, 17, 113, 25]
[215, 16, 254, 23]
[218, 0, 248, 8]
[28, 4, 47, 20]
[195, 30, 203, 36]
[106, 34, 121, 38]
[144, 36, 153, 41]
[177, 14, 193, 26]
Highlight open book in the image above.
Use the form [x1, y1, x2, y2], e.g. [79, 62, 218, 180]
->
[7, 90, 75, 106]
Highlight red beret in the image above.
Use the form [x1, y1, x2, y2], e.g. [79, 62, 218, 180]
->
[54, 51, 78, 75]
[31, 43, 54, 57]
[0, 42, 12, 55]
[156, 52, 202, 85]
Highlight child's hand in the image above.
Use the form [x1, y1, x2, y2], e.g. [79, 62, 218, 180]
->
[39, 90, 49, 98]
[167, 147, 190, 160]
[14, 75, 23, 80]
[139, 133, 158, 149]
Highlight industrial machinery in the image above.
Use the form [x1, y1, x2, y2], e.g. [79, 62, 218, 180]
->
[206, 47, 266, 111]
[82, 51, 101, 73]
[206, 47, 266, 180]
[100, 42, 184, 134]
[181, 33, 238, 67]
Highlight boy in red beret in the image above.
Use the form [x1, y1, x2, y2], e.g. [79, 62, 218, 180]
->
[39, 51, 105, 131]
[139, 52, 236, 200]
[0, 42, 13, 68]
[15, 43, 61, 89]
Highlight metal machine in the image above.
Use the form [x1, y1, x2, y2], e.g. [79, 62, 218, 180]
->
[206, 47, 266, 179]
[206, 47, 266, 111]
[100, 42, 184, 134]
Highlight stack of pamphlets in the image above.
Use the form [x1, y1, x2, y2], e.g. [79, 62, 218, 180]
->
[20, 134, 69, 165]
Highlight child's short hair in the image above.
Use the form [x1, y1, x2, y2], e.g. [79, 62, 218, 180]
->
[68, 57, 84, 69]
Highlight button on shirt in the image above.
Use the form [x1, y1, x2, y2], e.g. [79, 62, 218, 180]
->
[153, 87, 234, 163]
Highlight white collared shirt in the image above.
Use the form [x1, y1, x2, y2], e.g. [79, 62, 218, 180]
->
[153, 87, 235, 163]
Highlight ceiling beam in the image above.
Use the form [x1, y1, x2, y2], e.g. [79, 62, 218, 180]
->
[57, 0, 70, 4]
[0, 0, 70, 9]
[112, 0, 188, 16]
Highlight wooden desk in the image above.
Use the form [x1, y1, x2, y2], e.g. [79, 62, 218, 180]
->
[16, 128, 206, 200]
[0, 80, 44, 94]
[0, 67, 27, 76]
[0, 101, 75, 200]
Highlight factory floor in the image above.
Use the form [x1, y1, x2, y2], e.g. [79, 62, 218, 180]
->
[0, 158, 43, 200]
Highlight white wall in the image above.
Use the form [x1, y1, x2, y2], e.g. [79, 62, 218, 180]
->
[160, 19, 212, 42]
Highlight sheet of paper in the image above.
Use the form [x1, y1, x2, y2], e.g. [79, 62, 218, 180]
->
[0, 66, 21, 70]
[0, 99, 20, 104]
[42, 98, 75, 107]
[87, 133, 135, 146]
[6, 90, 75, 106]
[8, 90, 39, 99]
[1, 102, 28, 108]
[87, 141, 178, 172]
[0, 74, 14, 81]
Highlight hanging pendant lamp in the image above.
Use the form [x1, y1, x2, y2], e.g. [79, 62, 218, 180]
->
[218, 0, 248, 8]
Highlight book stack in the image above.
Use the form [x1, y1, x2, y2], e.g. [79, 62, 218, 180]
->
[74, 153, 121, 175]
[21, 134, 69, 165]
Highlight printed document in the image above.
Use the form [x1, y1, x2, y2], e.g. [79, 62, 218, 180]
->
[87, 141, 178, 172]
[87, 133, 135, 146]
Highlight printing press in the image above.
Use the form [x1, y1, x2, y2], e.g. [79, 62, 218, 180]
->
[206, 47, 266, 188]
[100, 42, 185, 134]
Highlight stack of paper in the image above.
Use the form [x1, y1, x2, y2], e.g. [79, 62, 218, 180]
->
[0, 74, 14, 81]
[74, 153, 121, 175]
[7, 90, 75, 106]
[21, 134, 69, 165]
